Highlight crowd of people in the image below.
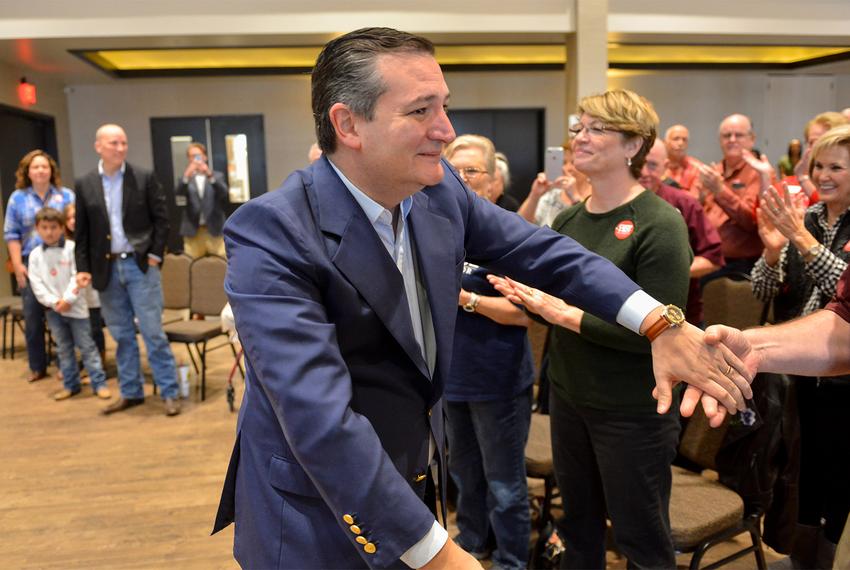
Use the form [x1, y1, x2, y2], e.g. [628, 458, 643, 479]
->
[6, 24, 850, 570]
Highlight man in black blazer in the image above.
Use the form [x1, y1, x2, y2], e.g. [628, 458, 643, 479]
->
[175, 142, 228, 258]
[74, 124, 181, 417]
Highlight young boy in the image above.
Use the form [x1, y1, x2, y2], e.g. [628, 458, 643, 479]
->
[27, 207, 111, 401]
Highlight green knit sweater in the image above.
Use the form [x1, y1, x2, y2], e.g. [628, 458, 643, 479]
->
[548, 190, 693, 413]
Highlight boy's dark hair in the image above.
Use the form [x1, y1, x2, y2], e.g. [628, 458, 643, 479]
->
[35, 207, 65, 227]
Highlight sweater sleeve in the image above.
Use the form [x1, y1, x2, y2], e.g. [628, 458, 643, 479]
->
[578, 206, 692, 354]
[27, 250, 59, 308]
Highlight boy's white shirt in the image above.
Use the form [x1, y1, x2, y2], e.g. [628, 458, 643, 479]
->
[28, 239, 90, 319]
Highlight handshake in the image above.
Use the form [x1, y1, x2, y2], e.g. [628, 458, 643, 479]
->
[489, 275, 850, 426]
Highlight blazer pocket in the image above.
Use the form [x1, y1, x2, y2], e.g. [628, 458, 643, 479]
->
[268, 454, 321, 498]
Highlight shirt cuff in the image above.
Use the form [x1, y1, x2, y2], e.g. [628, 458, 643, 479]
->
[147, 253, 162, 263]
[616, 289, 662, 334]
[400, 520, 448, 568]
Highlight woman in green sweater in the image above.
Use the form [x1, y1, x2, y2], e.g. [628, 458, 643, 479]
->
[492, 90, 692, 567]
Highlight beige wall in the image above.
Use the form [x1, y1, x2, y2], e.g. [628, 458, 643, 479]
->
[63, 67, 850, 191]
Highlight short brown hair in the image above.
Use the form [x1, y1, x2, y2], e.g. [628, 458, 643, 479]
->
[577, 89, 659, 179]
[311, 27, 435, 154]
[15, 150, 61, 190]
[35, 207, 65, 227]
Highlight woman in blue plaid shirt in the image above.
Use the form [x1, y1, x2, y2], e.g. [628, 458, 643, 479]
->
[4, 150, 74, 382]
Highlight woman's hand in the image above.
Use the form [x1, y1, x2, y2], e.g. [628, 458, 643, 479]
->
[761, 183, 807, 241]
[529, 173, 553, 199]
[13, 263, 27, 289]
[487, 275, 582, 331]
[756, 206, 788, 264]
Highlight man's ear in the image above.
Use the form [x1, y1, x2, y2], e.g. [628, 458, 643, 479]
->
[328, 102, 362, 151]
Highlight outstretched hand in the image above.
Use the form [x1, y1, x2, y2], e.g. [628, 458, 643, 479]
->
[650, 321, 753, 416]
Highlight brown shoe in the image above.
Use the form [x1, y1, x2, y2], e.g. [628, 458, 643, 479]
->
[164, 398, 181, 417]
[28, 370, 49, 383]
[101, 397, 145, 415]
[95, 386, 112, 400]
[54, 388, 81, 401]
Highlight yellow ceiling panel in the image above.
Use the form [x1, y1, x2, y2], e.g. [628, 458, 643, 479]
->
[75, 44, 850, 75]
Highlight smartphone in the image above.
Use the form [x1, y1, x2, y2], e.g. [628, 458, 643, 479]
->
[786, 184, 802, 194]
[545, 147, 564, 182]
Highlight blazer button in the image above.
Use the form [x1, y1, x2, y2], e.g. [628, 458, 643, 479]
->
[364, 542, 377, 554]
[413, 472, 426, 483]
[343, 514, 354, 525]
[105, 254, 110, 259]
[427, 408, 432, 417]
[107, 234, 111, 240]
[349, 524, 361, 535]
[355, 536, 367, 545]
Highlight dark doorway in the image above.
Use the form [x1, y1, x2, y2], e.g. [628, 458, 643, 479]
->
[0, 103, 59, 292]
[447, 108, 545, 205]
[150, 115, 267, 253]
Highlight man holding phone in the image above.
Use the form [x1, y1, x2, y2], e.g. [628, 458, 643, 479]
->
[175, 142, 229, 258]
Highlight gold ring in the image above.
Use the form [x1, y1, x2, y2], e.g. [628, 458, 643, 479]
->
[724, 363, 733, 376]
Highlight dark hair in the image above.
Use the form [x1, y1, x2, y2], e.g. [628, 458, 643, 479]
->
[15, 149, 61, 189]
[311, 27, 435, 154]
[186, 142, 207, 157]
[35, 206, 65, 227]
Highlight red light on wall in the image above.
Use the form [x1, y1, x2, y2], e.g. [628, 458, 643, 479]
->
[17, 77, 36, 106]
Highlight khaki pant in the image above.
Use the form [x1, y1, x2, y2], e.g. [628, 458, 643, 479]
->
[183, 226, 226, 259]
[837, 514, 850, 570]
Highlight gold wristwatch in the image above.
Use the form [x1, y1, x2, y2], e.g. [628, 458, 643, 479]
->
[462, 292, 481, 313]
[644, 304, 686, 342]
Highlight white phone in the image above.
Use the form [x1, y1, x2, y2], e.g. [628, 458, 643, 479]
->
[545, 147, 564, 182]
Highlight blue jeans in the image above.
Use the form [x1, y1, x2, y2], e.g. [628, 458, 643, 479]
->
[21, 280, 47, 373]
[446, 388, 532, 570]
[99, 258, 178, 400]
[45, 310, 106, 393]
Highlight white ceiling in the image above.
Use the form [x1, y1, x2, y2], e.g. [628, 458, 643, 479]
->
[1, 0, 849, 84]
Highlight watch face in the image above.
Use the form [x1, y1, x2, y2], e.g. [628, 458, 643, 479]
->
[663, 305, 686, 326]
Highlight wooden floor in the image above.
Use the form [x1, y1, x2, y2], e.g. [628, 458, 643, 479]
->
[1, 329, 784, 569]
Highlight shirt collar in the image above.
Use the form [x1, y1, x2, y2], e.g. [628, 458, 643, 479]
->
[42, 237, 66, 251]
[327, 159, 413, 225]
[98, 160, 126, 177]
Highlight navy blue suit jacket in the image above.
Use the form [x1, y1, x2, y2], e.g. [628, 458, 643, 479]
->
[212, 156, 640, 568]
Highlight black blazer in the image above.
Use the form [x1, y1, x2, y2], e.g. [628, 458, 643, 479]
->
[174, 171, 228, 237]
[74, 162, 170, 291]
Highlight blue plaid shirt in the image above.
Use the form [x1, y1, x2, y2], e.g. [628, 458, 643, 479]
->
[4, 185, 75, 259]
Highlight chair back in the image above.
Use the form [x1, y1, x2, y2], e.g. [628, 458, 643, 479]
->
[678, 406, 730, 471]
[702, 274, 765, 329]
[189, 255, 228, 316]
[161, 253, 192, 310]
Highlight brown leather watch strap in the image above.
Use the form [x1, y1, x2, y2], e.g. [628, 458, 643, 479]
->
[644, 317, 671, 342]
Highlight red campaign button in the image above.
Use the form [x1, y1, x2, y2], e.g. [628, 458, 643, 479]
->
[50, 268, 58, 276]
[614, 220, 635, 240]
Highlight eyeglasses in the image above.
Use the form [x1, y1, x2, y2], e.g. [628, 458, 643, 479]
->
[458, 167, 488, 180]
[568, 123, 619, 138]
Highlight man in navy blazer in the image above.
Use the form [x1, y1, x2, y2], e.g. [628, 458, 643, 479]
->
[212, 27, 753, 569]
[175, 142, 228, 258]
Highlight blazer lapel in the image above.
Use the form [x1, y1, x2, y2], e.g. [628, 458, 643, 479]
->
[88, 170, 108, 219]
[408, 191, 457, 389]
[310, 158, 431, 380]
[121, 164, 135, 220]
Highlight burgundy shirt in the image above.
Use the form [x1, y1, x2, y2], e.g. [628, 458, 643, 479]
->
[656, 183, 725, 324]
[693, 160, 765, 260]
[826, 266, 850, 323]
